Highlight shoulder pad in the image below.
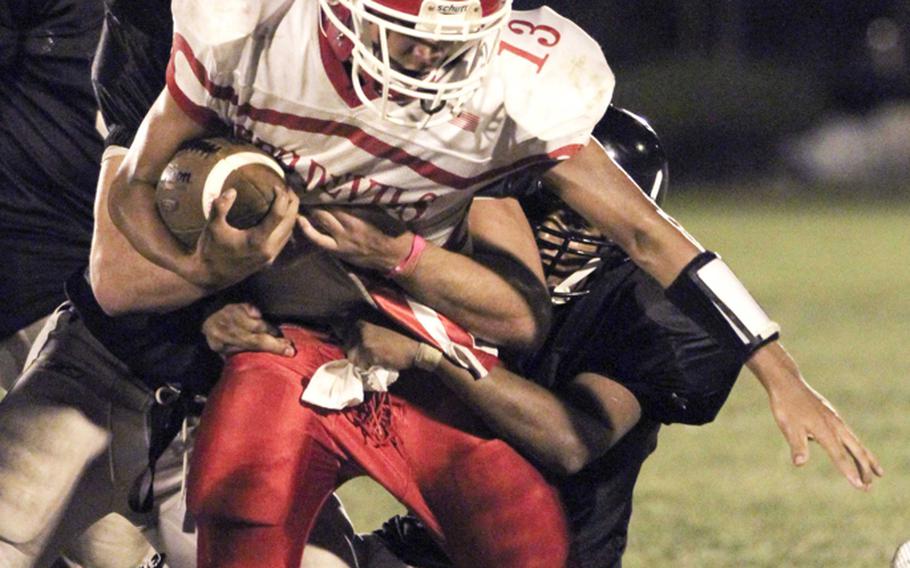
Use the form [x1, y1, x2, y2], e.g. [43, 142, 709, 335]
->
[172, 0, 258, 45]
[172, 0, 289, 46]
[496, 7, 614, 142]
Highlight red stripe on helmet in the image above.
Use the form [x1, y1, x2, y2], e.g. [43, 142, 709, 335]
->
[373, 0, 505, 18]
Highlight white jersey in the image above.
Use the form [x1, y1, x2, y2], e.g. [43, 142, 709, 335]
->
[168, 0, 614, 247]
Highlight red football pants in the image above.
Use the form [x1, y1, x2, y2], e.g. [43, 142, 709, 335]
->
[187, 326, 571, 568]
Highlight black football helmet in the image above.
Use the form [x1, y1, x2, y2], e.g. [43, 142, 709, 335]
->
[523, 105, 670, 303]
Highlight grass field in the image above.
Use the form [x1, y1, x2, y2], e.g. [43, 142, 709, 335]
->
[338, 187, 910, 567]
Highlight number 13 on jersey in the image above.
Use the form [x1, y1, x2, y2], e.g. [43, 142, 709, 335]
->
[498, 19, 562, 73]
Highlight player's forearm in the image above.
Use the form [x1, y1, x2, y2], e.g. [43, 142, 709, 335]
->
[394, 244, 550, 350]
[550, 140, 781, 361]
[745, 341, 804, 398]
[108, 170, 195, 276]
[93, 153, 207, 315]
[431, 359, 615, 476]
[107, 87, 211, 284]
[545, 141, 702, 287]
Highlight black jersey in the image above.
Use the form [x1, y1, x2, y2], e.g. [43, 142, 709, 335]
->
[65, 270, 225, 393]
[530, 260, 741, 427]
[92, 0, 172, 148]
[474, 168, 742, 564]
[558, 419, 659, 568]
[526, 259, 741, 567]
[0, 0, 103, 337]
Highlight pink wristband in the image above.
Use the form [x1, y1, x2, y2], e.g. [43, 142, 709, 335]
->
[387, 234, 426, 279]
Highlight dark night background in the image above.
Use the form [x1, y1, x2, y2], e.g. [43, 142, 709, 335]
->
[521, 0, 910, 187]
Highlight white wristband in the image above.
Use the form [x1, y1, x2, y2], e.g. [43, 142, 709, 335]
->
[667, 251, 780, 358]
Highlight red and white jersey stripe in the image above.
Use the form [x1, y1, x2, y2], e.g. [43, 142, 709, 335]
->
[364, 283, 500, 378]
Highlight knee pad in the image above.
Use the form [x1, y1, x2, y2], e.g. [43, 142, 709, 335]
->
[431, 440, 571, 568]
[0, 403, 109, 544]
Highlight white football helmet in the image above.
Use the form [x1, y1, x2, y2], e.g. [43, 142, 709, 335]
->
[320, 0, 511, 127]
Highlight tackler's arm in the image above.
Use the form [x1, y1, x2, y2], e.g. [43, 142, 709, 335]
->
[345, 320, 640, 477]
[544, 138, 883, 490]
[298, 198, 551, 350]
[91, 147, 210, 315]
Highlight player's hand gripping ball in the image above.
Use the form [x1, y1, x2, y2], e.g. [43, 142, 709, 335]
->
[156, 137, 286, 247]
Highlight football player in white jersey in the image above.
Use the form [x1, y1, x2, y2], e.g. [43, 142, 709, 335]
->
[104, 0, 882, 566]
[110, 0, 612, 285]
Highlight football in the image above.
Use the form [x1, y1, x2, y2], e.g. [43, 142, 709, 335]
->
[155, 137, 285, 247]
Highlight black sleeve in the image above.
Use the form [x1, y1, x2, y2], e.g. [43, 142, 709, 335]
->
[533, 262, 743, 426]
[0, 0, 103, 336]
[91, 0, 172, 148]
[559, 419, 660, 568]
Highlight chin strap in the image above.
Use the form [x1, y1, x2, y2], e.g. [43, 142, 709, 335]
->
[666, 251, 780, 361]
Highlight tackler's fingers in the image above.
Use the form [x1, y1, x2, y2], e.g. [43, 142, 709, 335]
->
[240, 303, 262, 319]
[309, 208, 346, 237]
[237, 329, 295, 356]
[814, 428, 865, 490]
[298, 214, 339, 250]
[781, 420, 810, 467]
[842, 431, 882, 486]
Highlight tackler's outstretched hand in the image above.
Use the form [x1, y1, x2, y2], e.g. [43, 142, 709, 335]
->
[748, 342, 884, 491]
[192, 183, 299, 289]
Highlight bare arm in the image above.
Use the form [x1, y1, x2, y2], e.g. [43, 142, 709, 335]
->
[91, 150, 209, 315]
[346, 320, 641, 476]
[108, 88, 299, 292]
[543, 139, 702, 287]
[107, 88, 208, 278]
[546, 139, 882, 489]
[298, 198, 550, 349]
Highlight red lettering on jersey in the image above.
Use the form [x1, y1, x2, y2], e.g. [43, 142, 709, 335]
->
[323, 172, 368, 201]
[498, 41, 549, 73]
[370, 181, 405, 206]
[323, 173, 349, 198]
[305, 160, 327, 191]
[394, 192, 436, 222]
[230, 127, 301, 179]
[346, 176, 365, 201]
